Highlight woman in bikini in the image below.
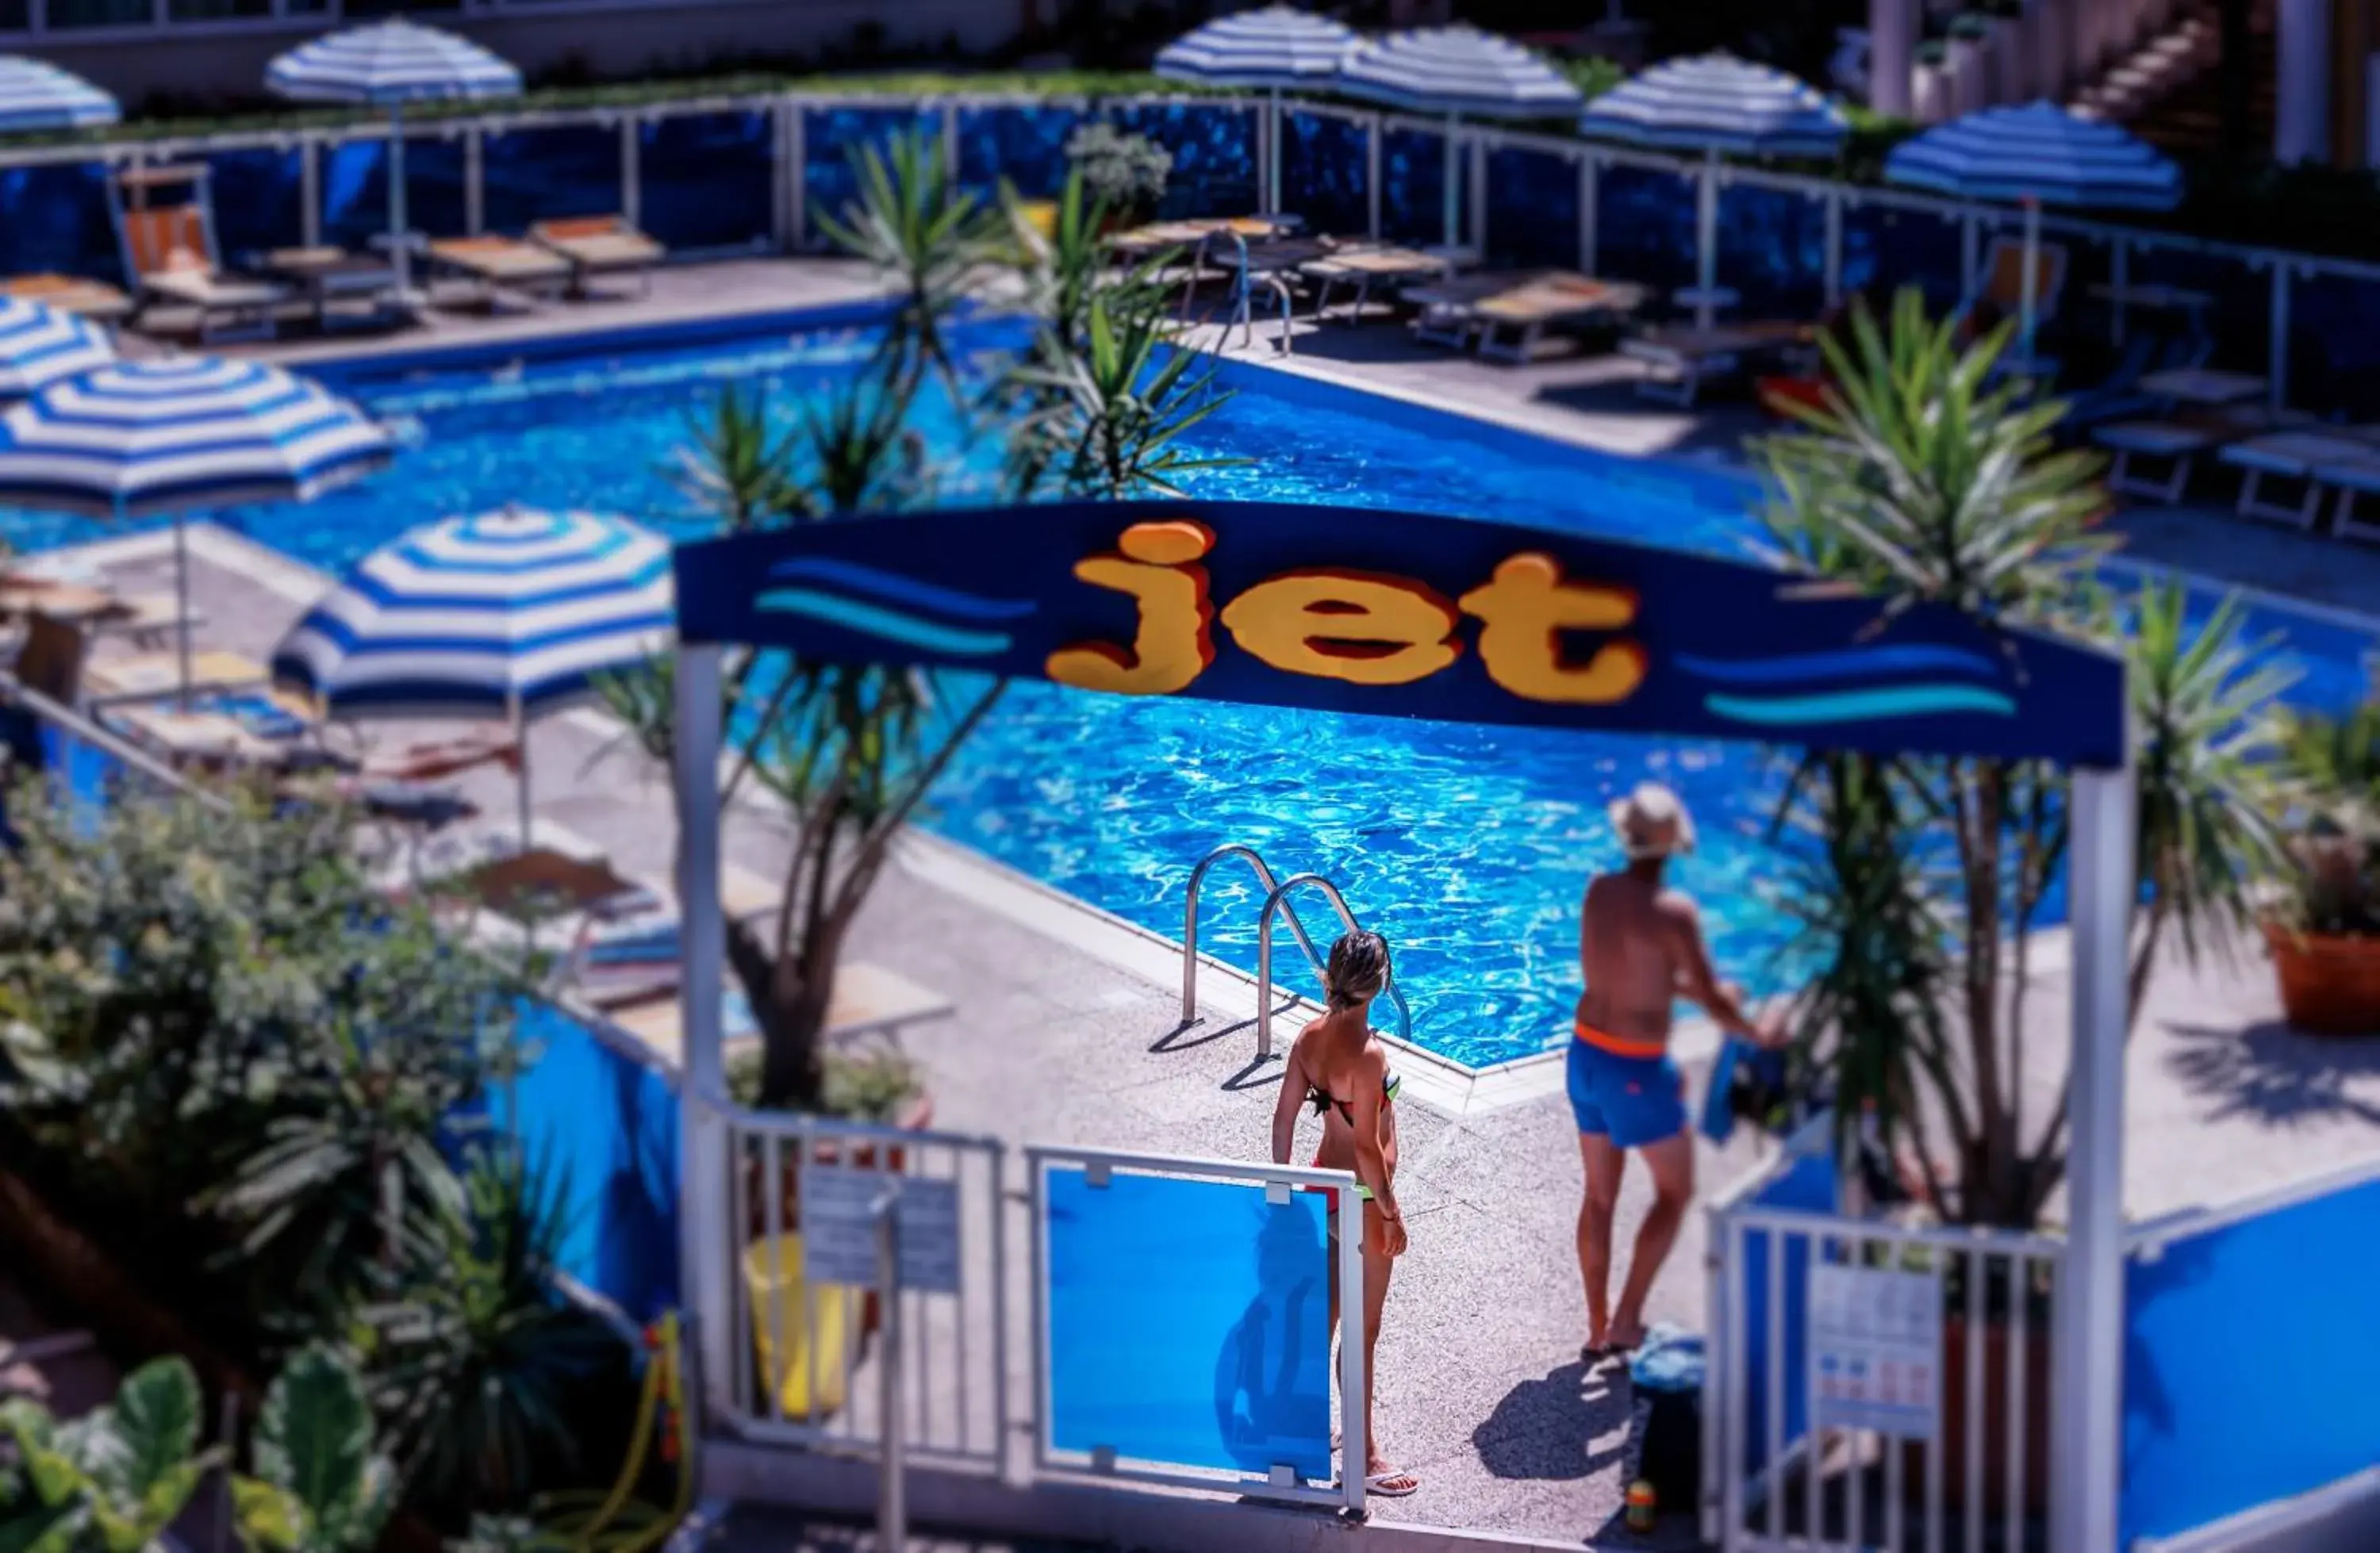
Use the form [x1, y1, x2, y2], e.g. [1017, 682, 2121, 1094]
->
[1268, 929, 1417, 1499]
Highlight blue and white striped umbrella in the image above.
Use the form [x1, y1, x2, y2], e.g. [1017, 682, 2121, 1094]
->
[0, 297, 114, 404]
[1155, 5, 1355, 87]
[271, 507, 673, 719]
[1883, 100, 2182, 210]
[1887, 102, 2180, 354]
[1336, 25, 1582, 247]
[0, 55, 119, 135]
[267, 21, 520, 294]
[264, 18, 521, 105]
[0, 356, 389, 517]
[272, 506, 674, 842]
[1334, 24, 1583, 120]
[1157, 6, 1357, 216]
[1578, 54, 1848, 327]
[1576, 53, 1848, 159]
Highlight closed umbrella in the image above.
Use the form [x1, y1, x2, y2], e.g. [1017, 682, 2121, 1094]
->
[1335, 25, 1583, 251]
[271, 506, 675, 846]
[265, 20, 522, 297]
[0, 297, 113, 404]
[1576, 53, 1848, 328]
[0, 356, 390, 702]
[0, 55, 118, 135]
[1885, 101, 2181, 358]
[1156, 5, 1357, 215]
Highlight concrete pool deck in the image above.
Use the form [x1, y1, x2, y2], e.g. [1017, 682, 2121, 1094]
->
[36, 508, 2380, 1550]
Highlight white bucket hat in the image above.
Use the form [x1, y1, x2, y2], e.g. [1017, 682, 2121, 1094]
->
[1609, 782, 1697, 861]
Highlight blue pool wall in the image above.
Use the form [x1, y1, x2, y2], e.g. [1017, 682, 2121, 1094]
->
[2120, 1164, 2380, 1544]
[13, 98, 2380, 415]
[0, 721, 683, 1325]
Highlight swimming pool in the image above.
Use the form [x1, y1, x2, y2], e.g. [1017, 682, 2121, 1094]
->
[8, 313, 2375, 1068]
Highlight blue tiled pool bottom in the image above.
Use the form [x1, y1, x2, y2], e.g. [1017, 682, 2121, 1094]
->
[3, 317, 2374, 1067]
[1044, 1168, 1334, 1484]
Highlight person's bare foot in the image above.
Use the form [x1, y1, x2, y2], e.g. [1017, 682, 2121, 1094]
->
[1583, 1323, 1612, 1360]
[1606, 1317, 1649, 1355]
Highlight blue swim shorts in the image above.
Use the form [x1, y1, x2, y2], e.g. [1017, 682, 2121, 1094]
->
[1567, 1031, 1688, 1149]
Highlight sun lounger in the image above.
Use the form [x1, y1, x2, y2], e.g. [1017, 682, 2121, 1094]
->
[2092, 407, 2274, 505]
[2320, 458, 2380, 544]
[426, 236, 571, 310]
[2217, 431, 2380, 530]
[83, 647, 267, 703]
[599, 959, 954, 1067]
[1466, 273, 1650, 364]
[528, 217, 666, 298]
[2060, 332, 2214, 433]
[115, 176, 288, 343]
[1960, 233, 2069, 338]
[1622, 321, 1818, 408]
[102, 704, 286, 769]
[84, 592, 205, 652]
[1299, 245, 1457, 323]
[0, 273, 133, 324]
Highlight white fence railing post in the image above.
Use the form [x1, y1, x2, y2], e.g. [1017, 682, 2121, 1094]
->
[463, 126, 483, 236]
[1577, 152, 1596, 274]
[2270, 260, 2294, 416]
[298, 132, 320, 249]
[786, 98, 806, 253]
[620, 113, 640, 236]
[1365, 113, 1380, 240]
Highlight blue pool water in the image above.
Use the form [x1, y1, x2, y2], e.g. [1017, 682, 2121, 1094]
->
[7, 316, 2374, 1067]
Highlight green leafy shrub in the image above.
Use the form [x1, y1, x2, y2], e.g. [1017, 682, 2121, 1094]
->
[1062, 123, 1171, 221]
[0, 1356, 218, 1553]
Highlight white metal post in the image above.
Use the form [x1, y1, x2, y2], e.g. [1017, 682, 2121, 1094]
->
[875, 1183, 908, 1549]
[2269, 262, 2292, 417]
[1695, 148, 1721, 329]
[300, 135, 320, 249]
[1822, 185, 1844, 307]
[386, 105, 411, 298]
[2052, 757, 2135, 1553]
[1365, 115, 1381, 241]
[1468, 131, 1488, 259]
[673, 642, 732, 1423]
[464, 128, 483, 236]
[1338, 1182, 1367, 1517]
[1578, 154, 1598, 274]
[1265, 89, 1282, 213]
[787, 102, 807, 253]
[621, 113, 641, 235]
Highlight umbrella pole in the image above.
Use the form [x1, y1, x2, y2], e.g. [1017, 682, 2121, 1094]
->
[164, 500, 193, 711]
[1697, 147, 1719, 331]
[510, 688, 531, 849]
[2020, 197, 2040, 361]
[1267, 88, 1283, 215]
[1441, 113, 1461, 251]
[388, 104, 411, 299]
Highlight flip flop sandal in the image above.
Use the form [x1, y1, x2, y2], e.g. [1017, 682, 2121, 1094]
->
[1365, 1471, 1420, 1498]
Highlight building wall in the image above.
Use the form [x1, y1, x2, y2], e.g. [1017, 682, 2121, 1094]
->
[13, 0, 1029, 109]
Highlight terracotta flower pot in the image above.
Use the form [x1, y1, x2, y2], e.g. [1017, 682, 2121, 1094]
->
[1901, 1311, 2053, 1517]
[2263, 920, 2380, 1036]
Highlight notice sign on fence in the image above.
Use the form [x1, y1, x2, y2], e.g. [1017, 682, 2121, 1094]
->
[800, 1166, 962, 1295]
[1807, 1263, 1941, 1440]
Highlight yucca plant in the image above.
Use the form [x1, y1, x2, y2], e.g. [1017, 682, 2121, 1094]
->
[1008, 293, 1237, 500]
[363, 1146, 617, 1520]
[1758, 290, 2297, 1227]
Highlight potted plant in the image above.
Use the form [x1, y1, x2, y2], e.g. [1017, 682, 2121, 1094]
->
[1758, 292, 2294, 1520]
[1061, 121, 1172, 228]
[2262, 700, 2380, 1033]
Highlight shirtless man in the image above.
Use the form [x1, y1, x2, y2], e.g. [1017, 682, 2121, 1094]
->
[1571, 783, 1784, 1358]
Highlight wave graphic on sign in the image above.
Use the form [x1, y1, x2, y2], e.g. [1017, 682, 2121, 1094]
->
[752, 588, 1016, 656]
[765, 557, 1038, 621]
[1680, 643, 2016, 727]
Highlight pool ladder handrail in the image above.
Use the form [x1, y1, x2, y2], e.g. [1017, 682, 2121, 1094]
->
[1181, 842, 1413, 1060]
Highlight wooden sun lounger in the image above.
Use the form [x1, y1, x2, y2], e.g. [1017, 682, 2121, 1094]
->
[600, 960, 955, 1068]
[1300, 245, 1457, 321]
[2315, 454, 2380, 544]
[1622, 321, 1818, 408]
[2092, 406, 2279, 505]
[426, 236, 572, 309]
[119, 197, 287, 343]
[255, 246, 407, 330]
[528, 217, 666, 298]
[137, 268, 286, 344]
[2217, 431, 2380, 531]
[0, 273, 133, 323]
[83, 647, 267, 702]
[1413, 271, 1649, 363]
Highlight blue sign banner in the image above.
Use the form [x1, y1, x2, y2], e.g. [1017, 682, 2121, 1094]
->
[672, 500, 2126, 769]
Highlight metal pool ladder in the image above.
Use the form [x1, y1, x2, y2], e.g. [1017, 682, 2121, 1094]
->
[1180, 842, 1414, 1061]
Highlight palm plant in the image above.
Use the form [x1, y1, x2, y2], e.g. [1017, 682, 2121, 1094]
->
[1758, 290, 2295, 1226]
[363, 1146, 618, 1519]
[594, 120, 1234, 1111]
[2270, 697, 2380, 936]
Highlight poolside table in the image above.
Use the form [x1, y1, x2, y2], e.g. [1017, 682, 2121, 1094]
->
[258, 246, 403, 331]
[0, 272, 133, 324]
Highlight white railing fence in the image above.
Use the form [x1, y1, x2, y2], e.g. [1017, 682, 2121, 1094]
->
[1706, 1197, 2066, 1553]
[712, 1099, 1009, 1475]
[6, 90, 2370, 412]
